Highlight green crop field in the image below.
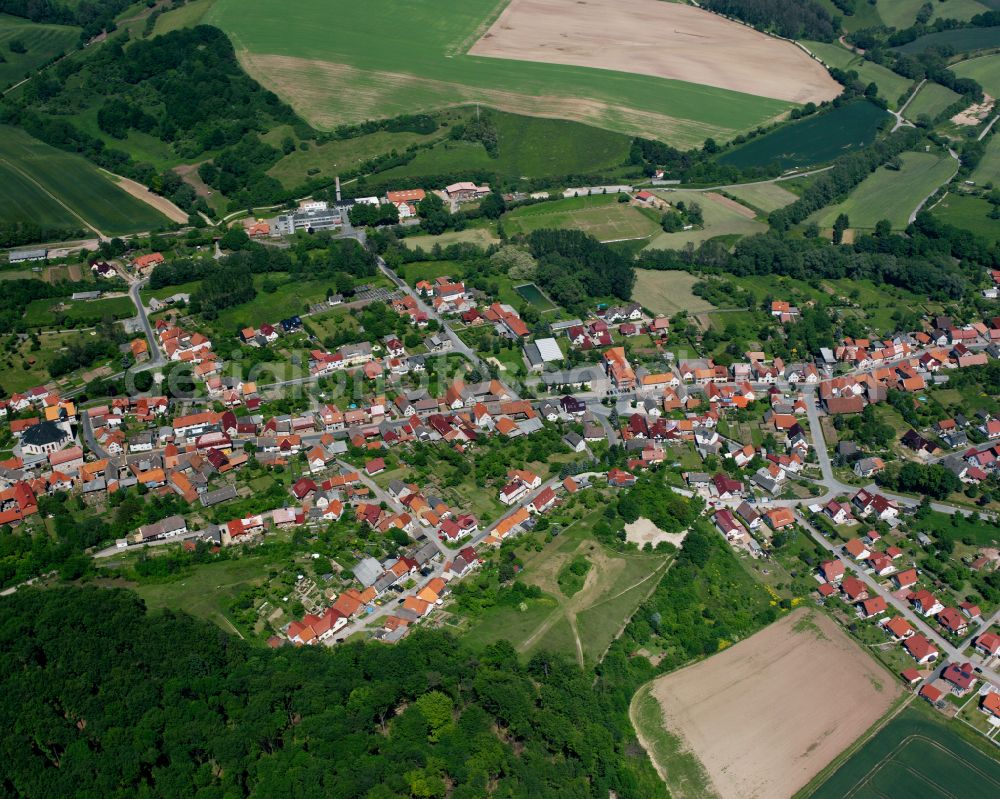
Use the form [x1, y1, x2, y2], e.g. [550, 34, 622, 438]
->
[809, 150, 957, 230]
[933, 193, 1000, 243]
[0, 125, 171, 236]
[803, 704, 1000, 799]
[972, 135, 1000, 186]
[895, 26, 1000, 55]
[952, 53, 1000, 98]
[207, 0, 796, 147]
[644, 188, 766, 249]
[906, 82, 961, 120]
[0, 14, 80, 89]
[401, 227, 501, 251]
[503, 194, 661, 242]
[718, 101, 889, 170]
[803, 42, 913, 108]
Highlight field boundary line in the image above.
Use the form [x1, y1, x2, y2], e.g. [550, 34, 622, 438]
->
[453, 0, 512, 57]
[0, 156, 105, 240]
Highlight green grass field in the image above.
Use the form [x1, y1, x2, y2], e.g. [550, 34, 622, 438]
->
[905, 82, 961, 121]
[809, 151, 957, 230]
[971, 135, 1000, 186]
[401, 227, 500, 251]
[503, 194, 661, 242]
[803, 704, 1000, 799]
[803, 41, 913, 108]
[1, 330, 108, 393]
[0, 125, 171, 235]
[209, 273, 349, 338]
[207, 0, 796, 146]
[644, 189, 766, 249]
[152, 0, 215, 36]
[876, 0, 992, 28]
[718, 101, 889, 170]
[933, 193, 1000, 243]
[0, 14, 80, 89]
[23, 295, 135, 327]
[131, 556, 277, 637]
[895, 25, 1000, 55]
[460, 512, 669, 665]
[952, 53, 1000, 99]
[632, 269, 718, 316]
[723, 182, 800, 213]
[372, 109, 633, 184]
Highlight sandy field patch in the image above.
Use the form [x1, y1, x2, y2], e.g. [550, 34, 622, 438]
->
[469, 0, 839, 104]
[637, 609, 900, 799]
[625, 517, 688, 548]
[101, 169, 188, 224]
[951, 94, 995, 126]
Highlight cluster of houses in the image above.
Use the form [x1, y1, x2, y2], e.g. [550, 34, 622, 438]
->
[239, 316, 302, 348]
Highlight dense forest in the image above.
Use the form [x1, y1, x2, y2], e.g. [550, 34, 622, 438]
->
[527, 230, 635, 311]
[0, 0, 133, 39]
[0, 587, 668, 799]
[699, 0, 839, 42]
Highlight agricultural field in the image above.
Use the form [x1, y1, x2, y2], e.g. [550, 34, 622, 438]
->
[952, 53, 1000, 99]
[644, 189, 766, 249]
[722, 181, 799, 213]
[809, 150, 957, 231]
[632, 270, 717, 316]
[0, 125, 171, 236]
[895, 25, 1000, 55]
[905, 81, 961, 121]
[718, 101, 889, 170]
[503, 194, 661, 242]
[460, 511, 670, 665]
[972, 134, 1000, 186]
[804, 703, 1000, 799]
[207, 0, 817, 147]
[632, 610, 901, 799]
[0, 14, 79, 89]
[803, 41, 914, 108]
[932, 193, 1000, 243]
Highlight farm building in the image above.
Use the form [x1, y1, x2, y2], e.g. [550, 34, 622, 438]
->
[8, 248, 47, 263]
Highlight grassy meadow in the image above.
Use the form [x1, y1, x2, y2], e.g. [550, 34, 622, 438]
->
[809, 150, 957, 230]
[633, 270, 717, 316]
[722, 182, 799, 213]
[645, 189, 766, 249]
[503, 194, 660, 242]
[895, 25, 1000, 55]
[905, 82, 961, 120]
[207, 0, 795, 146]
[933, 193, 1000, 243]
[972, 135, 1000, 186]
[803, 41, 913, 108]
[952, 53, 1000, 99]
[0, 14, 79, 89]
[0, 125, 171, 235]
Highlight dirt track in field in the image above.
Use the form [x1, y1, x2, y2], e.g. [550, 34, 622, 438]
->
[470, 0, 839, 104]
[640, 609, 900, 799]
[101, 170, 189, 223]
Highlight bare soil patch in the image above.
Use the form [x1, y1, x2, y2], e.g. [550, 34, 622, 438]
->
[951, 93, 995, 126]
[624, 517, 688, 548]
[640, 609, 900, 799]
[101, 170, 188, 223]
[469, 0, 839, 104]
